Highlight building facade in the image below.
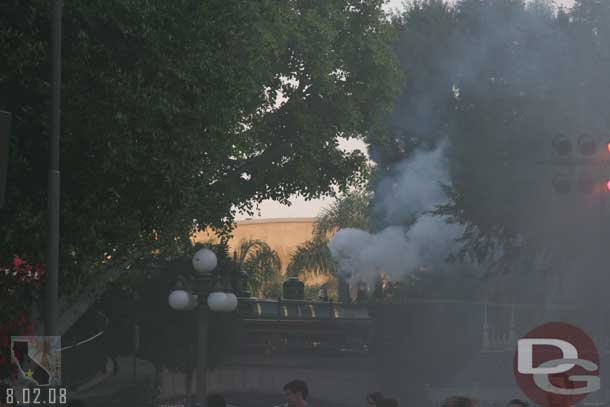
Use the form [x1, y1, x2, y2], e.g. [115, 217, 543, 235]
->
[193, 217, 317, 274]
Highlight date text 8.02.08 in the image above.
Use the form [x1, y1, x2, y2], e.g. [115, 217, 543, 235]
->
[3, 388, 68, 405]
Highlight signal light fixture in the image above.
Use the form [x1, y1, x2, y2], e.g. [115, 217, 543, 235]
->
[577, 134, 596, 156]
[549, 134, 610, 195]
[0, 111, 10, 209]
[552, 134, 572, 156]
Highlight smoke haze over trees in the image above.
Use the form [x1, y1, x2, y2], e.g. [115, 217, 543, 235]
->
[330, 0, 610, 306]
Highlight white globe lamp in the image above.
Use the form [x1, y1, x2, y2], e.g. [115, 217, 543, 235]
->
[168, 290, 194, 310]
[223, 293, 238, 312]
[192, 248, 217, 275]
[207, 291, 228, 312]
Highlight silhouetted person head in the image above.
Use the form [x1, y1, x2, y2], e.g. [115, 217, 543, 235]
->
[284, 379, 309, 407]
[508, 399, 529, 407]
[207, 393, 226, 407]
[443, 396, 478, 407]
[367, 392, 385, 406]
[376, 398, 399, 407]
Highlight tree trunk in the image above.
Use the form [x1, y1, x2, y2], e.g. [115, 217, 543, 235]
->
[56, 263, 127, 335]
[36, 255, 149, 336]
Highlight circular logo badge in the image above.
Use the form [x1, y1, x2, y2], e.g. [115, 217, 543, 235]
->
[513, 322, 600, 407]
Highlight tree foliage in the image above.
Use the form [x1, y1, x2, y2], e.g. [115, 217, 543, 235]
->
[287, 237, 337, 277]
[369, 0, 455, 172]
[0, 0, 400, 324]
[0, 257, 42, 381]
[287, 189, 371, 278]
[314, 189, 372, 238]
[232, 239, 282, 298]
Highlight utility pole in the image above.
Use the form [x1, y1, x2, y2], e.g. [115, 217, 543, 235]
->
[133, 322, 139, 383]
[196, 303, 209, 404]
[548, 133, 610, 304]
[0, 111, 11, 209]
[45, 0, 62, 336]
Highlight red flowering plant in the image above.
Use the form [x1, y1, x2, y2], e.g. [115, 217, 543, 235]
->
[0, 256, 44, 382]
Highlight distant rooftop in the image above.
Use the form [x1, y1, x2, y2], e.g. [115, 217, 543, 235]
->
[236, 217, 316, 225]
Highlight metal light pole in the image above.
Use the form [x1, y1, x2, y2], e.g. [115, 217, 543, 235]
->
[45, 0, 63, 336]
[195, 279, 211, 403]
[0, 110, 11, 209]
[168, 249, 238, 405]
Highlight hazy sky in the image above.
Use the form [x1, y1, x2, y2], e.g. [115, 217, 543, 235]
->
[385, 0, 575, 12]
[237, 0, 576, 221]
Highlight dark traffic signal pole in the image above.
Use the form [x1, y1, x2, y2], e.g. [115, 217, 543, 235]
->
[548, 134, 610, 305]
[45, 0, 62, 337]
[0, 111, 10, 209]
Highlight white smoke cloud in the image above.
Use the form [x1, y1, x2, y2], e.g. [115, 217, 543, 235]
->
[328, 140, 464, 286]
[375, 140, 451, 226]
[329, 218, 463, 287]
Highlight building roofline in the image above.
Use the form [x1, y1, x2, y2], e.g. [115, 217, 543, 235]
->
[236, 217, 316, 225]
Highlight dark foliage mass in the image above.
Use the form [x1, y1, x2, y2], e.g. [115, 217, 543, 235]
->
[97, 242, 243, 374]
[378, 0, 610, 279]
[0, 0, 399, 303]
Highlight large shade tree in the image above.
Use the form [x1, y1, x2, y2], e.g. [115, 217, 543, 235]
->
[0, 0, 401, 334]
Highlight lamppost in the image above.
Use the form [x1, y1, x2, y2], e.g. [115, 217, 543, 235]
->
[46, 0, 63, 337]
[168, 248, 239, 405]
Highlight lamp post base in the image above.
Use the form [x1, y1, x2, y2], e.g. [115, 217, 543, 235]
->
[196, 304, 209, 403]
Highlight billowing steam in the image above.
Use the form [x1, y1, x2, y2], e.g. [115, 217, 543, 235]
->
[328, 141, 463, 286]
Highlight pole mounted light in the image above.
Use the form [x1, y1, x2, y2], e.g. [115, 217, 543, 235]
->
[192, 248, 217, 275]
[577, 134, 596, 156]
[167, 249, 238, 312]
[206, 272, 228, 313]
[207, 289, 228, 312]
[0, 111, 10, 209]
[550, 133, 610, 195]
[168, 278, 197, 311]
[166, 248, 239, 403]
[552, 134, 572, 156]
[223, 291, 238, 312]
